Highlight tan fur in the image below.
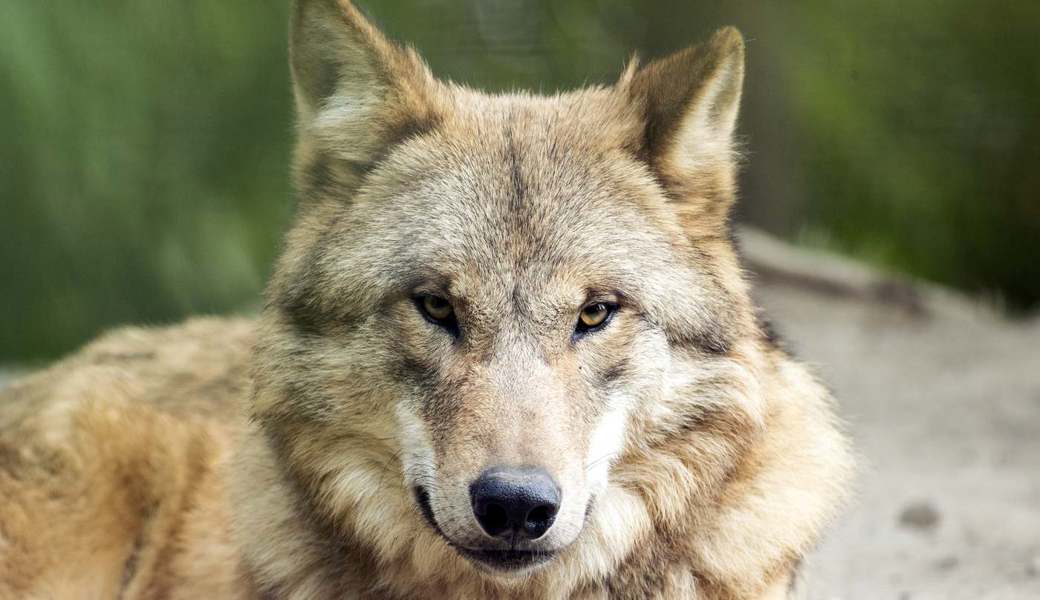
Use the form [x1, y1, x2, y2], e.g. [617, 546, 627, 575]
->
[0, 2, 853, 598]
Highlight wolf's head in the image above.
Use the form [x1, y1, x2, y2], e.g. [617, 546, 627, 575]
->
[250, 0, 763, 580]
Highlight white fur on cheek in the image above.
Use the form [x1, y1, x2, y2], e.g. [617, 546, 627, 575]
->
[395, 401, 437, 489]
[585, 397, 630, 495]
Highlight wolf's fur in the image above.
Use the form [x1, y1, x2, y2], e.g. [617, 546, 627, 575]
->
[0, 1, 853, 598]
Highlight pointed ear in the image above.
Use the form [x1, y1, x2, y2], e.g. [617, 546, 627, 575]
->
[622, 27, 745, 220]
[290, 0, 440, 177]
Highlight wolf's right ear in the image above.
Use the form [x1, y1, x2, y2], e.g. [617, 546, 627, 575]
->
[290, 0, 439, 174]
[619, 28, 745, 229]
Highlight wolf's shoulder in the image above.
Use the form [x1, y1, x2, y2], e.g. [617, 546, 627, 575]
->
[0, 315, 256, 481]
[0, 317, 254, 597]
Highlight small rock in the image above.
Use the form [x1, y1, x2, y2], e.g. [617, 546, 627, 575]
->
[933, 555, 959, 571]
[1027, 555, 1040, 578]
[898, 501, 941, 531]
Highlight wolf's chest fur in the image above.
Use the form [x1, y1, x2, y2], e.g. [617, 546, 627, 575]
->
[0, 1, 853, 598]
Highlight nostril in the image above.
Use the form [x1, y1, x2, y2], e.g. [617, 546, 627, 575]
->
[529, 502, 557, 523]
[524, 502, 558, 538]
[477, 501, 511, 537]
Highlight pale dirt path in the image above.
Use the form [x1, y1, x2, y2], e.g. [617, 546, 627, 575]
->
[742, 230, 1040, 600]
[2, 231, 1037, 598]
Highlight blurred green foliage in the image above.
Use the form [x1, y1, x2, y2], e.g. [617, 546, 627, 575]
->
[1, 0, 1037, 361]
[0, 1, 292, 360]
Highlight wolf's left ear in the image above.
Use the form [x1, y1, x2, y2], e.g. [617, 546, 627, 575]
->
[290, 0, 439, 177]
[621, 27, 745, 220]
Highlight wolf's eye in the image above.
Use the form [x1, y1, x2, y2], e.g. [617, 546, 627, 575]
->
[415, 295, 458, 332]
[575, 302, 617, 335]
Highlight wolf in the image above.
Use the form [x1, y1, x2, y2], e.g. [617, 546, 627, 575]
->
[0, 1, 853, 598]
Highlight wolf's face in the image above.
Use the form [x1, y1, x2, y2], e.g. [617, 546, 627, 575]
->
[251, 0, 755, 578]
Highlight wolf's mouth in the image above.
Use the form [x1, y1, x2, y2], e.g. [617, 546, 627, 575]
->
[454, 547, 556, 571]
[413, 486, 559, 572]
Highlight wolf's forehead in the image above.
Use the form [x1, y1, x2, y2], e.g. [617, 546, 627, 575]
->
[320, 92, 696, 315]
[364, 116, 666, 278]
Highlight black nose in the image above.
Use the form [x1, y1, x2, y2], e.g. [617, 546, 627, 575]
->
[470, 466, 561, 541]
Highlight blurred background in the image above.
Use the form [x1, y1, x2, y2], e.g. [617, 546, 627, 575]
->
[1, 0, 1038, 361]
[2, 3, 1039, 597]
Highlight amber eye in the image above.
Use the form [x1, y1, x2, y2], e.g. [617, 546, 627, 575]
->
[415, 295, 457, 333]
[575, 302, 616, 334]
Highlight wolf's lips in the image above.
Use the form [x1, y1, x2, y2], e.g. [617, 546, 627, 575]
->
[413, 486, 559, 572]
[454, 547, 557, 571]
[414, 486, 443, 536]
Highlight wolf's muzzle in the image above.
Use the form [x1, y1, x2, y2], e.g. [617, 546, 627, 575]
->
[469, 466, 560, 541]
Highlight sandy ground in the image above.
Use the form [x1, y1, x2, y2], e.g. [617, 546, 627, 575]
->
[741, 230, 1040, 600]
[1, 231, 1037, 598]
